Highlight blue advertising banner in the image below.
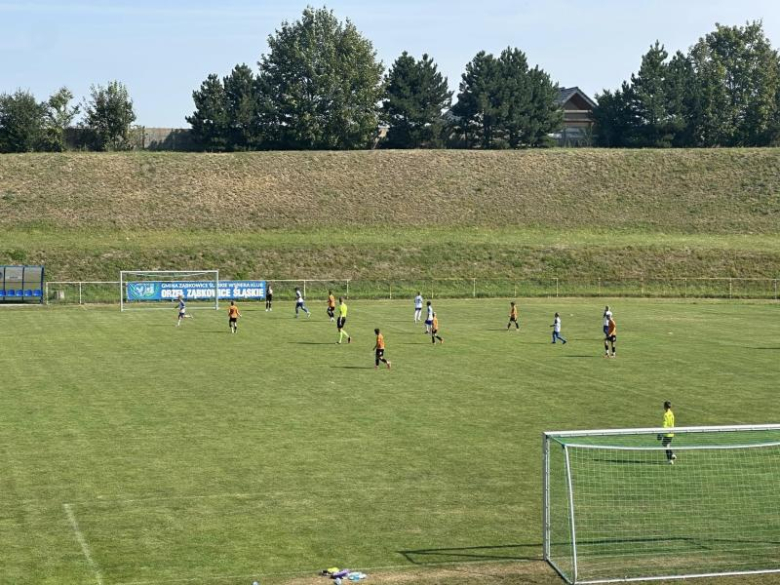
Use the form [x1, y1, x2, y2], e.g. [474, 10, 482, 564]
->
[126, 280, 266, 301]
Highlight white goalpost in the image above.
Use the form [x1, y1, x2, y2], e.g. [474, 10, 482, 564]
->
[119, 270, 220, 312]
[543, 424, 780, 584]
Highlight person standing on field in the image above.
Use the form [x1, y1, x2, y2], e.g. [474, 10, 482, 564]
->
[228, 300, 241, 334]
[604, 315, 617, 357]
[414, 292, 424, 323]
[507, 302, 519, 331]
[550, 312, 567, 344]
[603, 306, 613, 336]
[327, 290, 336, 321]
[265, 283, 273, 312]
[336, 297, 351, 344]
[658, 401, 677, 464]
[431, 312, 444, 344]
[424, 301, 434, 334]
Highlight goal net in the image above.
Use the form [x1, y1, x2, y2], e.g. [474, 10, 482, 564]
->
[543, 425, 780, 584]
[120, 270, 219, 311]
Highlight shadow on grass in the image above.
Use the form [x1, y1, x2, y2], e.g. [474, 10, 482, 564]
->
[752, 347, 780, 350]
[289, 341, 336, 345]
[559, 355, 600, 359]
[332, 365, 374, 370]
[398, 543, 541, 565]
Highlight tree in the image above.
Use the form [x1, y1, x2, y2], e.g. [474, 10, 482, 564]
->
[382, 52, 452, 148]
[690, 22, 780, 146]
[593, 83, 638, 147]
[223, 64, 265, 150]
[47, 87, 80, 151]
[630, 42, 675, 147]
[259, 6, 385, 149]
[187, 74, 230, 151]
[83, 81, 136, 151]
[451, 51, 502, 148]
[0, 90, 50, 153]
[452, 48, 562, 148]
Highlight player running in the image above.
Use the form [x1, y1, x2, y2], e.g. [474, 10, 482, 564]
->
[327, 291, 336, 321]
[336, 297, 351, 344]
[414, 292, 424, 323]
[228, 300, 242, 334]
[294, 287, 310, 318]
[265, 283, 273, 311]
[550, 312, 567, 344]
[373, 328, 391, 370]
[424, 301, 434, 334]
[176, 295, 193, 327]
[604, 314, 617, 357]
[658, 401, 677, 464]
[507, 301, 519, 331]
[431, 312, 444, 344]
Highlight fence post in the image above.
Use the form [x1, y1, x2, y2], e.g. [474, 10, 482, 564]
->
[514, 282, 517, 298]
[598, 279, 601, 295]
[79, 282, 83, 305]
[555, 278, 559, 298]
[346, 280, 350, 299]
[472, 278, 476, 299]
[303, 280, 306, 300]
[389, 282, 392, 301]
[774, 279, 778, 301]
[729, 278, 732, 299]
[45, 282, 49, 305]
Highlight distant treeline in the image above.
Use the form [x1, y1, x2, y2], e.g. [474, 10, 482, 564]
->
[2, 7, 780, 152]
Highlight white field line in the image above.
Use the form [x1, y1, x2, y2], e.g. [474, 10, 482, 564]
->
[63, 503, 104, 585]
[117, 557, 539, 585]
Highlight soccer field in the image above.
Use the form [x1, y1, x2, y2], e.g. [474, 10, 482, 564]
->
[1, 298, 779, 585]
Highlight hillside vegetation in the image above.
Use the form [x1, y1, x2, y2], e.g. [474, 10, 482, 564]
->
[1, 149, 779, 281]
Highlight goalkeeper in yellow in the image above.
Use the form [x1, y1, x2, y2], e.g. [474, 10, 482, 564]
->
[658, 401, 677, 464]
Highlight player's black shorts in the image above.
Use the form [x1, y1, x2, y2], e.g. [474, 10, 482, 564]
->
[337, 317, 346, 328]
[375, 349, 384, 358]
[431, 328, 439, 335]
[605, 334, 617, 343]
[266, 294, 273, 301]
[229, 317, 237, 324]
[509, 316, 518, 322]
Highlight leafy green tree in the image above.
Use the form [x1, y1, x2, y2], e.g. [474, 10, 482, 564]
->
[47, 87, 80, 151]
[690, 22, 780, 146]
[83, 81, 136, 151]
[223, 64, 263, 150]
[382, 52, 452, 148]
[259, 6, 385, 149]
[0, 90, 51, 153]
[187, 74, 230, 151]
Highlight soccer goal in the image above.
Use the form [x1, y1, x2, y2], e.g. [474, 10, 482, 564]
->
[543, 424, 780, 584]
[120, 270, 219, 311]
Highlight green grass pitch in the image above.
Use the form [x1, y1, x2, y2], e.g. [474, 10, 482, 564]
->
[1, 299, 779, 585]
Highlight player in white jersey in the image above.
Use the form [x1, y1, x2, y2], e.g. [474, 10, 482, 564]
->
[603, 306, 613, 335]
[414, 292, 424, 322]
[550, 312, 567, 344]
[294, 287, 310, 318]
[176, 295, 194, 327]
[424, 301, 434, 334]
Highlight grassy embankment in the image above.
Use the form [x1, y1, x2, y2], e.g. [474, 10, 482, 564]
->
[1, 149, 779, 290]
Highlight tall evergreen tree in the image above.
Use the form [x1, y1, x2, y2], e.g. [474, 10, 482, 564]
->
[593, 83, 638, 147]
[223, 64, 261, 150]
[382, 52, 452, 148]
[259, 6, 384, 149]
[631, 42, 674, 147]
[187, 74, 229, 151]
[452, 51, 503, 148]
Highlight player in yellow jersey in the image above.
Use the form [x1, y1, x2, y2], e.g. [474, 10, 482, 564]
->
[327, 291, 336, 321]
[336, 297, 351, 344]
[507, 301, 519, 331]
[227, 300, 242, 334]
[373, 328, 391, 370]
[658, 401, 677, 464]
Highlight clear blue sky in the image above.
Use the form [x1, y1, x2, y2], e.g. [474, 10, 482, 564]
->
[2, 0, 779, 127]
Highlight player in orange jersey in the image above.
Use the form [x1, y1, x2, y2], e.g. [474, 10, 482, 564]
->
[228, 300, 242, 334]
[373, 328, 391, 370]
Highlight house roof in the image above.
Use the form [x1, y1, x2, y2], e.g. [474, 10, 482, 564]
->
[557, 87, 597, 110]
